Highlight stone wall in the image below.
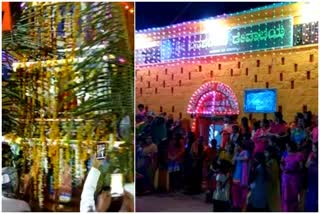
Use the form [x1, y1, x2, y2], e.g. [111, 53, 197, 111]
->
[136, 45, 318, 122]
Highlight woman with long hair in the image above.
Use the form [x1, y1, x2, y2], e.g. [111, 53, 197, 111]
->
[189, 137, 204, 194]
[280, 141, 303, 212]
[265, 146, 281, 211]
[231, 142, 249, 211]
[305, 143, 318, 211]
[168, 134, 185, 192]
[252, 119, 270, 155]
[270, 112, 287, 135]
[241, 117, 251, 138]
[247, 152, 268, 211]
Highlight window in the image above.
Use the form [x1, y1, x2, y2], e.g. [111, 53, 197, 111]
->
[307, 71, 310, 79]
[218, 64, 221, 70]
[281, 57, 285, 65]
[246, 68, 249, 76]
[310, 54, 314, 62]
[268, 65, 272, 74]
[199, 65, 202, 72]
[257, 60, 260, 67]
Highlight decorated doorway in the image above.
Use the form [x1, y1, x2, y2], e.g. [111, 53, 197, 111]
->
[187, 81, 240, 144]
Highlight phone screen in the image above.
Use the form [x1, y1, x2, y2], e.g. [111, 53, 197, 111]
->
[96, 143, 106, 160]
[110, 173, 124, 196]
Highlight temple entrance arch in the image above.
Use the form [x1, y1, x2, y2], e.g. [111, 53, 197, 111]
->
[187, 81, 240, 145]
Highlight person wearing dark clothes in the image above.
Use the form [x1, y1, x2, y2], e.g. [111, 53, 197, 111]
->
[241, 117, 251, 137]
[183, 132, 195, 192]
[247, 153, 268, 211]
[188, 137, 204, 194]
[230, 125, 241, 145]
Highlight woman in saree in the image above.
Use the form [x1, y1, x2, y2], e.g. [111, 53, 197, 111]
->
[189, 137, 204, 194]
[168, 134, 185, 192]
[305, 143, 318, 212]
[252, 119, 270, 155]
[264, 146, 281, 211]
[142, 136, 158, 192]
[231, 142, 249, 211]
[280, 141, 303, 212]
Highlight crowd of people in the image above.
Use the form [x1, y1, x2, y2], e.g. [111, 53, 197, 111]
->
[2, 145, 133, 212]
[136, 104, 318, 212]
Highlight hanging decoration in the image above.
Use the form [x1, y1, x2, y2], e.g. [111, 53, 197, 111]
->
[2, 2, 134, 210]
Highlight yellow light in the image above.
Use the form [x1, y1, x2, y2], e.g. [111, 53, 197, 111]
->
[300, 2, 320, 23]
[113, 141, 125, 148]
[136, 34, 159, 49]
[202, 19, 229, 46]
[129, 9, 134, 14]
[111, 173, 124, 195]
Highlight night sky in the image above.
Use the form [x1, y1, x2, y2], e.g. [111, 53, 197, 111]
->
[136, 2, 278, 30]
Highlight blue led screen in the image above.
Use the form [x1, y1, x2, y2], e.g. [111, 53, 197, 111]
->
[244, 89, 277, 113]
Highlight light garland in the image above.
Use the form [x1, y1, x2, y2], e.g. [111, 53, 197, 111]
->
[135, 2, 318, 68]
[187, 81, 240, 116]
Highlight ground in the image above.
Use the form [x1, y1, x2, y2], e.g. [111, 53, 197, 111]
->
[136, 192, 212, 212]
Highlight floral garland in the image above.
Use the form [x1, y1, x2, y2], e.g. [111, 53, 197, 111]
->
[5, 2, 133, 209]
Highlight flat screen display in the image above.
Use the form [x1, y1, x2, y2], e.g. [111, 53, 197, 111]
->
[244, 89, 277, 113]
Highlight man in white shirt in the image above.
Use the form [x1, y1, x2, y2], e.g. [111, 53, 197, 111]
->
[80, 157, 112, 212]
[2, 195, 31, 212]
[2, 167, 31, 212]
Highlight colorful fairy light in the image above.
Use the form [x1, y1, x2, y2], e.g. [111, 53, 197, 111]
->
[187, 81, 240, 116]
[135, 2, 318, 68]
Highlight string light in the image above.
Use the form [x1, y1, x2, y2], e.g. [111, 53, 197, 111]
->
[187, 81, 240, 115]
[136, 2, 318, 68]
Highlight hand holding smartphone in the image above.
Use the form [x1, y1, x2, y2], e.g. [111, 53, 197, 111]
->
[96, 143, 106, 160]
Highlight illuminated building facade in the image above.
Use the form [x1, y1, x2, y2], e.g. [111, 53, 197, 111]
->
[136, 2, 318, 136]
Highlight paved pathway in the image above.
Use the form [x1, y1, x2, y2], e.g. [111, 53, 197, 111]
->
[136, 192, 212, 212]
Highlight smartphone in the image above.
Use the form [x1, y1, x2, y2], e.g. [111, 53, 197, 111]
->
[96, 143, 106, 160]
[110, 173, 124, 196]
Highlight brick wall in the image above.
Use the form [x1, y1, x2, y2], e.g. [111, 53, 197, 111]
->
[136, 46, 318, 122]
